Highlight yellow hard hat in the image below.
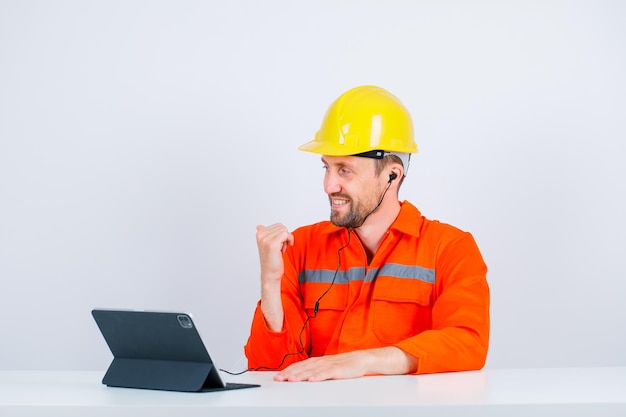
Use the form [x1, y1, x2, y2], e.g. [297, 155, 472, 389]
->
[298, 85, 418, 156]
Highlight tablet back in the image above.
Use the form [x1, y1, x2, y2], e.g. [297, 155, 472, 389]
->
[91, 309, 259, 392]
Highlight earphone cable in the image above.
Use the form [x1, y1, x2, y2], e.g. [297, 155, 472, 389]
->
[220, 228, 352, 375]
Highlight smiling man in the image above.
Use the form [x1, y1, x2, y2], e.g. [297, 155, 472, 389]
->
[245, 86, 490, 382]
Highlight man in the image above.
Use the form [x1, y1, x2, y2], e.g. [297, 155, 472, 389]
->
[245, 85, 490, 382]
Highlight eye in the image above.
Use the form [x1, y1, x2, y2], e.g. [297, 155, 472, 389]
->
[321, 165, 329, 172]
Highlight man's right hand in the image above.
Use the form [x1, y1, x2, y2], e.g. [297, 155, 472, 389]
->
[256, 223, 294, 332]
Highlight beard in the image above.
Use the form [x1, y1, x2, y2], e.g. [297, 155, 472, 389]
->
[329, 192, 380, 228]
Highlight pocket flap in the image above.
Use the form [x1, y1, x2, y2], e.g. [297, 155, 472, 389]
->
[302, 283, 348, 310]
[372, 277, 433, 306]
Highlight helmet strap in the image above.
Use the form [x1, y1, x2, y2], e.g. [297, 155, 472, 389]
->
[352, 150, 411, 177]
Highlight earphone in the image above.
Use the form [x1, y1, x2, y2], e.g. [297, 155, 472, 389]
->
[388, 172, 398, 183]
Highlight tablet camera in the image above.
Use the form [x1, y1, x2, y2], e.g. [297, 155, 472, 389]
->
[177, 314, 193, 329]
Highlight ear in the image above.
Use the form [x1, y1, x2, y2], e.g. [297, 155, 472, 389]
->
[388, 163, 404, 184]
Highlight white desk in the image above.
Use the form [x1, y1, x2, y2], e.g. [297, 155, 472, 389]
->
[1, 367, 625, 417]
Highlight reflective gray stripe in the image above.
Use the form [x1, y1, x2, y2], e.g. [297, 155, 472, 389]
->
[298, 267, 366, 285]
[378, 263, 435, 283]
[298, 264, 435, 284]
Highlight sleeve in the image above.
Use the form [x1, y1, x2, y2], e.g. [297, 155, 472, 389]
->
[244, 246, 312, 370]
[394, 232, 490, 374]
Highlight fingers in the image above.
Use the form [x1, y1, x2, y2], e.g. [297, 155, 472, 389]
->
[273, 353, 367, 382]
[256, 223, 295, 285]
[274, 360, 340, 382]
[256, 223, 294, 252]
[274, 358, 324, 382]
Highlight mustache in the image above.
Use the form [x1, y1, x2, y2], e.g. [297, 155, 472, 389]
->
[328, 193, 351, 200]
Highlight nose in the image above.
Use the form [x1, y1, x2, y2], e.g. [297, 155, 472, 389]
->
[323, 172, 341, 195]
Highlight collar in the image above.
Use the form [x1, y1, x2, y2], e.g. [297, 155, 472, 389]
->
[389, 200, 423, 238]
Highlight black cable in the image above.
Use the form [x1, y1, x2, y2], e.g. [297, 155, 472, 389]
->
[220, 228, 352, 375]
[352, 178, 393, 229]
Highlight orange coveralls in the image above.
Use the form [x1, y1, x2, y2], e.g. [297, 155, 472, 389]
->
[245, 201, 490, 374]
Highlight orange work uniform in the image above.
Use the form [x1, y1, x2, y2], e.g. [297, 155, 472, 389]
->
[245, 201, 490, 374]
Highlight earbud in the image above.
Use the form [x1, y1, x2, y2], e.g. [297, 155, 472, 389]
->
[388, 173, 398, 183]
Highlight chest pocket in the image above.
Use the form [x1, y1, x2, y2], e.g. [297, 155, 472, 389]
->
[303, 283, 348, 356]
[371, 277, 434, 343]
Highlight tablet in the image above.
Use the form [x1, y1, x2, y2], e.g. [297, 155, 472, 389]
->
[91, 308, 259, 392]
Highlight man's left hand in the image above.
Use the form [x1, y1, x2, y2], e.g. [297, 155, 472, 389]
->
[273, 347, 418, 382]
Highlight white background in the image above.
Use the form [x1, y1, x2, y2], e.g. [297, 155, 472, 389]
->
[1, 0, 625, 372]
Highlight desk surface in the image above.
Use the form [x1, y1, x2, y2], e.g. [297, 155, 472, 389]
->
[1, 367, 625, 417]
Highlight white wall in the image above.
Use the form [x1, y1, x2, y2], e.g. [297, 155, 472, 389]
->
[1, 0, 625, 371]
